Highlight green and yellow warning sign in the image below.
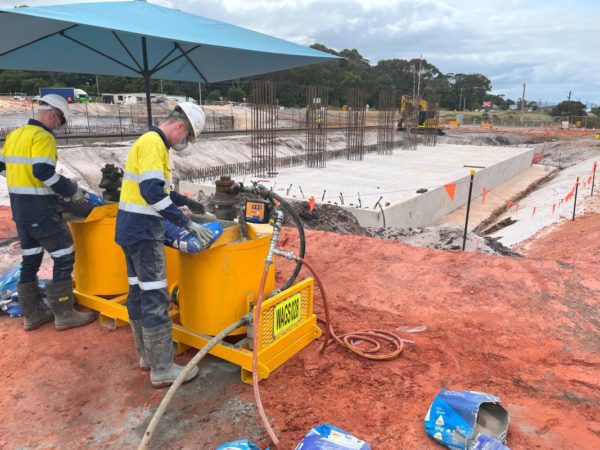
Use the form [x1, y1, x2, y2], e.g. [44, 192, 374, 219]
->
[273, 293, 301, 336]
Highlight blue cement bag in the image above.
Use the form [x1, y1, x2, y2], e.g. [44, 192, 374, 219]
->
[216, 440, 260, 450]
[469, 434, 510, 450]
[164, 220, 223, 253]
[295, 424, 371, 450]
[424, 390, 510, 449]
[0, 267, 49, 318]
[0, 266, 20, 300]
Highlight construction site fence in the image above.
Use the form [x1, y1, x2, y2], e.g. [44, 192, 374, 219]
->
[441, 112, 599, 130]
[180, 141, 386, 183]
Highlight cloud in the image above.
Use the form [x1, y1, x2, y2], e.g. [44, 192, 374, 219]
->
[1, 0, 598, 104]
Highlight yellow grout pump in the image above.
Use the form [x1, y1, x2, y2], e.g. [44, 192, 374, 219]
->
[70, 194, 321, 384]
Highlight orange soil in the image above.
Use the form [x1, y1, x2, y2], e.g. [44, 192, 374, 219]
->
[0, 209, 598, 449]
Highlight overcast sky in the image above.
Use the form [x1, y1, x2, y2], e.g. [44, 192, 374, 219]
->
[1, 0, 599, 105]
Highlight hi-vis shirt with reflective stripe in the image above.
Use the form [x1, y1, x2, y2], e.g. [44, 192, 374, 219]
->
[1, 120, 77, 224]
[115, 129, 189, 246]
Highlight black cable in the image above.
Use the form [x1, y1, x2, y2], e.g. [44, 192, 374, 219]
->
[266, 190, 306, 291]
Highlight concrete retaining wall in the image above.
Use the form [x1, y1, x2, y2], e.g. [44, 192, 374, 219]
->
[348, 148, 534, 228]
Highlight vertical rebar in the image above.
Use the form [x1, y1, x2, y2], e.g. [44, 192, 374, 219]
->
[251, 80, 277, 177]
[346, 88, 367, 161]
[306, 86, 329, 168]
[377, 88, 397, 155]
[421, 96, 439, 147]
[402, 95, 419, 150]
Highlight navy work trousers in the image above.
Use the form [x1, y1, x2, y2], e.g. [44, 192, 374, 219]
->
[120, 239, 171, 328]
[16, 214, 75, 283]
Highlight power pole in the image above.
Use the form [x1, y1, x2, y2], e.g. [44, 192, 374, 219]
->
[198, 82, 202, 105]
[567, 90, 572, 126]
[458, 87, 463, 111]
[95, 75, 100, 99]
[520, 83, 526, 127]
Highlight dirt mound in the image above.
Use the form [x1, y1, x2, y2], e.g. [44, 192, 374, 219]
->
[283, 200, 368, 235]
[368, 225, 521, 257]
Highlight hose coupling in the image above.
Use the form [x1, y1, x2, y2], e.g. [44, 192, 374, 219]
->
[273, 248, 298, 261]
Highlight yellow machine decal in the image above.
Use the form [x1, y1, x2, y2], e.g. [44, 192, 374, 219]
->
[273, 293, 301, 336]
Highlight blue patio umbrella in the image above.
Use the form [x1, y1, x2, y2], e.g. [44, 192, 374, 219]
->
[0, 0, 338, 125]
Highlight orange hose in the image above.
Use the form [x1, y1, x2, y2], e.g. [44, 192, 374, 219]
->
[252, 266, 280, 448]
[251, 256, 406, 449]
[299, 257, 406, 361]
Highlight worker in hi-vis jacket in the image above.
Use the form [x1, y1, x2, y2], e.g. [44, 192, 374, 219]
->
[0, 94, 95, 332]
[116, 102, 212, 388]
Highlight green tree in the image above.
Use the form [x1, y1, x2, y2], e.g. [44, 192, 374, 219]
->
[551, 101, 586, 117]
[226, 87, 245, 102]
[206, 89, 222, 102]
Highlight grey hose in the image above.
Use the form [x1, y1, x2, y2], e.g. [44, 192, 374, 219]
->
[138, 316, 249, 450]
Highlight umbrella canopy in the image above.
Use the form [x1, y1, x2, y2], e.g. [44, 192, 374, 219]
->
[0, 0, 338, 124]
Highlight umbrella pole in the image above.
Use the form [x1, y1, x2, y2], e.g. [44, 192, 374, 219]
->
[141, 36, 152, 128]
[144, 74, 152, 128]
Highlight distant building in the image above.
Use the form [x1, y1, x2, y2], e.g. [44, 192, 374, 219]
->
[101, 93, 165, 105]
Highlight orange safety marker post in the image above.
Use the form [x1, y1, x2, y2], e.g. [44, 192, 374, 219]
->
[591, 162, 597, 196]
[308, 196, 316, 212]
[444, 183, 457, 201]
[481, 187, 487, 204]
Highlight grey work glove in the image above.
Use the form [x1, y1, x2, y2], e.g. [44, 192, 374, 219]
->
[185, 221, 214, 246]
[70, 186, 85, 203]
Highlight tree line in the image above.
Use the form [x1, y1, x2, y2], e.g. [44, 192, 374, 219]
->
[0, 43, 578, 113]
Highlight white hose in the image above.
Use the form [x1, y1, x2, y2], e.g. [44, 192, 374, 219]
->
[138, 316, 249, 450]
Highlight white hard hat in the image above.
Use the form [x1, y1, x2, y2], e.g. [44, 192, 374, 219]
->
[175, 102, 205, 143]
[38, 94, 69, 124]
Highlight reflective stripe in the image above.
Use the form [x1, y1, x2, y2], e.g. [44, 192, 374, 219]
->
[138, 279, 168, 291]
[49, 245, 74, 258]
[119, 201, 161, 217]
[32, 157, 57, 166]
[139, 170, 165, 182]
[22, 247, 43, 256]
[42, 172, 61, 187]
[151, 196, 172, 212]
[3, 156, 31, 164]
[123, 172, 139, 182]
[7, 186, 53, 195]
[124, 170, 165, 183]
[128, 276, 139, 285]
[2, 156, 57, 166]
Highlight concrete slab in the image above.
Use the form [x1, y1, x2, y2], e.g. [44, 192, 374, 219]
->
[188, 144, 533, 228]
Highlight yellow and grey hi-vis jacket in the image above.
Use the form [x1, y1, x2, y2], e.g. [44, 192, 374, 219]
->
[115, 127, 190, 246]
[0, 119, 77, 224]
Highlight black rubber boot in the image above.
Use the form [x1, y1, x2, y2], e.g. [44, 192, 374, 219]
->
[17, 281, 54, 331]
[142, 321, 199, 388]
[130, 319, 150, 370]
[46, 280, 96, 331]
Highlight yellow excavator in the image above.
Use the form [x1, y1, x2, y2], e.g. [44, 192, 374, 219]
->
[397, 95, 445, 135]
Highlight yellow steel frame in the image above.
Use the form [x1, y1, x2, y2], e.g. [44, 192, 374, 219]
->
[74, 277, 321, 384]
